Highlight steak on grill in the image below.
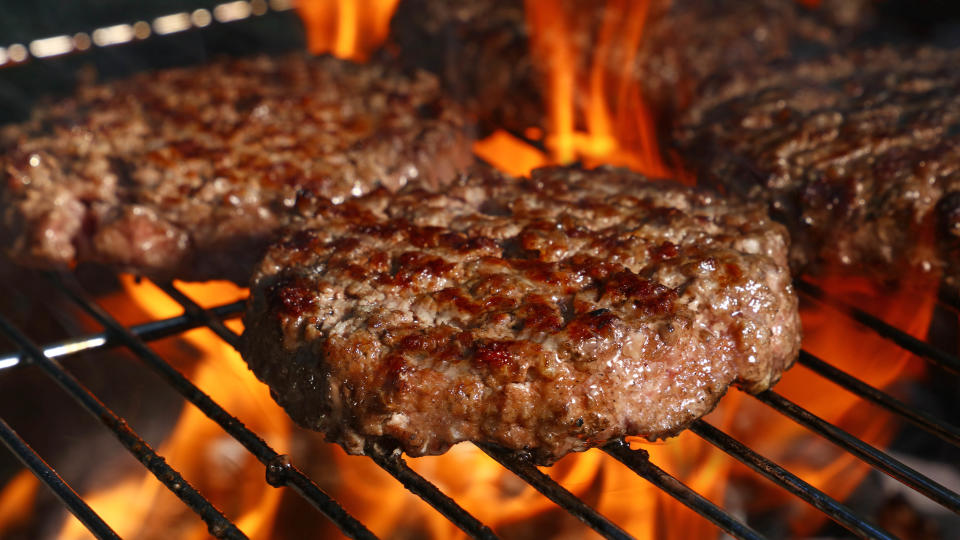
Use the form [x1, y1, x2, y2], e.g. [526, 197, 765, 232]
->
[0, 54, 473, 283]
[241, 166, 800, 464]
[674, 47, 960, 287]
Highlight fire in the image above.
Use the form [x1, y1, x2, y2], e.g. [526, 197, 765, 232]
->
[478, 0, 672, 179]
[0, 266, 934, 538]
[742, 272, 939, 536]
[0, 2, 945, 538]
[0, 470, 38, 534]
[297, 0, 400, 61]
[46, 276, 291, 539]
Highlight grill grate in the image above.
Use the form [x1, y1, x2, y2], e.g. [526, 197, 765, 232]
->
[0, 270, 957, 539]
[1, 1, 959, 536]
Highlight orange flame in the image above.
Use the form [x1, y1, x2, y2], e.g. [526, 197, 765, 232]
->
[297, 0, 401, 61]
[0, 470, 39, 534]
[0, 2, 943, 538]
[750, 272, 939, 536]
[0, 269, 934, 539]
[478, 0, 672, 178]
[44, 277, 293, 540]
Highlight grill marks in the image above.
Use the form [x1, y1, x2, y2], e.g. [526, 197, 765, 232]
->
[243, 166, 800, 464]
[675, 47, 960, 287]
[0, 54, 473, 283]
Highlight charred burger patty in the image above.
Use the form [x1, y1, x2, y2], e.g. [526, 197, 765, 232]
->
[675, 47, 960, 286]
[0, 54, 473, 283]
[241, 166, 800, 464]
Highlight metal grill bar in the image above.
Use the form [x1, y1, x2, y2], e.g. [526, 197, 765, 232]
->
[753, 390, 960, 513]
[366, 448, 499, 540]
[137, 279, 960, 535]
[798, 351, 960, 447]
[156, 280, 498, 539]
[0, 417, 120, 539]
[0, 300, 243, 372]
[0, 315, 246, 539]
[47, 272, 376, 540]
[797, 279, 960, 374]
[477, 442, 632, 540]
[4, 269, 954, 539]
[602, 440, 764, 540]
[156, 282, 244, 348]
[689, 420, 895, 539]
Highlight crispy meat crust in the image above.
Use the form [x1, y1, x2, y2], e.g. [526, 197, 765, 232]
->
[675, 47, 960, 286]
[241, 166, 800, 464]
[0, 54, 473, 283]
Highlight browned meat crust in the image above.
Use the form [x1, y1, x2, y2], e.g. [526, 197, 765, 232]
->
[389, 0, 870, 134]
[0, 54, 473, 283]
[634, 0, 871, 134]
[389, 0, 538, 133]
[241, 166, 800, 464]
[674, 47, 960, 287]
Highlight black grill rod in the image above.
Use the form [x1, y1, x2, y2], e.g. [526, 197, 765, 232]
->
[0, 315, 246, 540]
[798, 351, 960, 447]
[367, 448, 500, 540]
[157, 280, 499, 539]
[796, 279, 960, 374]
[753, 390, 960, 514]
[48, 272, 377, 540]
[155, 282, 243, 349]
[689, 420, 895, 539]
[603, 440, 764, 540]
[0, 301, 244, 372]
[0, 417, 120, 540]
[478, 443, 632, 540]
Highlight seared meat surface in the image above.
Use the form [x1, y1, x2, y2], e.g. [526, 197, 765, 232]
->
[389, 0, 537, 133]
[241, 166, 800, 464]
[0, 54, 473, 283]
[389, 0, 870, 134]
[675, 47, 960, 286]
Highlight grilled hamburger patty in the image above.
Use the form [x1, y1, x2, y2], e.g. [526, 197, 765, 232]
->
[0, 54, 473, 283]
[241, 166, 800, 464]
[675, 47, 960, 285]
[389, 0, 870, 134]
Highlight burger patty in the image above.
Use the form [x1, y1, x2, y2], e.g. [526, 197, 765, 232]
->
[241, 166, 800, 464]
[0, 54, 473, 283]
[389, 0, 870, 134]
[674, 47, 960, 286]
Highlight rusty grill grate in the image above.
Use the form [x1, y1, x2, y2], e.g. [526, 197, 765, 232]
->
[0, 2, 959, 538]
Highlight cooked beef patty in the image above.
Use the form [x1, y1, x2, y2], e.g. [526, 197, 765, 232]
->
[241, 166, 800, 464]
[0, 54, 473, 283]
[389, 0, 870, 134]
[389, 0, 538, 133]
[675, 47, 960, 286]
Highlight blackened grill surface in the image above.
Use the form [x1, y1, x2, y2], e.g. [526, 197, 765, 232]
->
[241, 166, 801, 465]
[0, 54, 473, 284]
[674, 46, 960, 288]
